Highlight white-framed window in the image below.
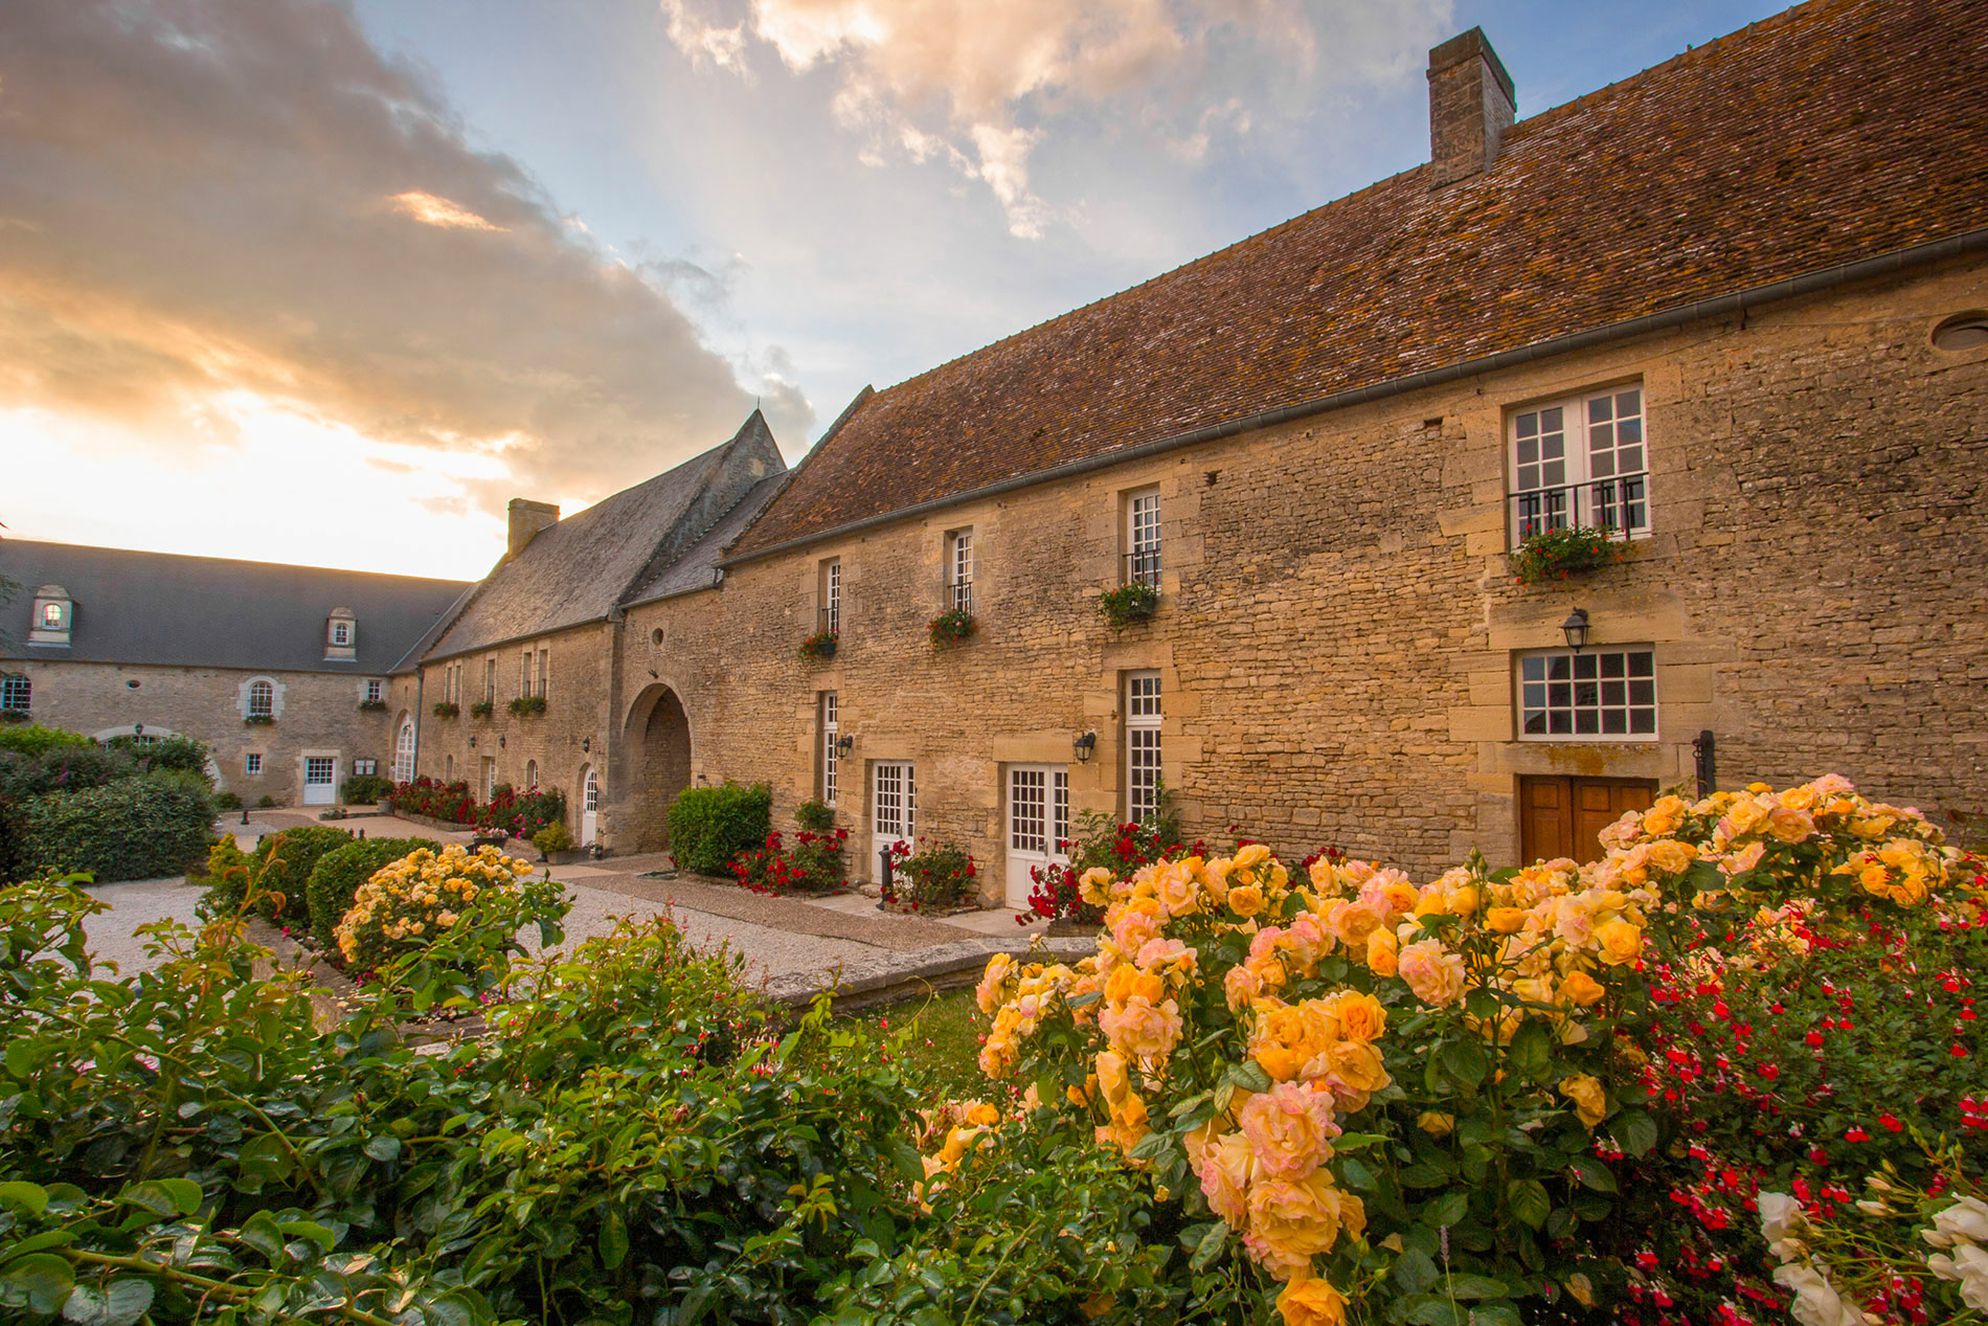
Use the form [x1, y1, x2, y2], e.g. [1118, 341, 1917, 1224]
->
[481, 756, 497, 800]
[946, 529, 973, 613]
[41, 602, 63, 630]
[1008, 766, 1070, 855]
[353, 759, 377, 777]
[1518, 647, 1658, 740]
[1127, 488, 1162, 589]
[873, 761, 915, 842]
[519, 651, 531, 698]
[245, 753, 263, 776]
[1, 674, 29, 714]
[535, 648, 549, 698]
[524, 759, 539, 791]
[1509, 384, 1648, 546]
[584, 767, 600, 812]
[364, 679, 383, 704]
[392, 719, 415, 783]
[820, 558, 842, 635]
[247, 679, 275, 718]
[305, 756, 335, 787]
[1125, 669, 1162, 823]
[331, 621, 351, 645]
[820, 691, 839, 807]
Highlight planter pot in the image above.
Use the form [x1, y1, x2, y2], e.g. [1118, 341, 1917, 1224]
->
[541, 849, 590, 865]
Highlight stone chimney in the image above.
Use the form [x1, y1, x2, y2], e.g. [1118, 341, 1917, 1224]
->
[507, 498, 559, 558]
[1427, 27, 1515, 187]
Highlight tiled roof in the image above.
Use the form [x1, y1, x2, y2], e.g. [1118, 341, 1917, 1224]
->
[728, 0, 1988, 559]
[0, 541, 469, 673]
[425, 411, 785, 658]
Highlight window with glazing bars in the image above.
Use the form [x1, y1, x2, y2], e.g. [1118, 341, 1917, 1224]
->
[1518, 647, 1657, 739]
[1509, 386, 1648, 545]
[1126, 670, 1162, 822]
[1126, 491, 1162, 589]
[820, 691, 838, 807]
[947, 529, 973, 612]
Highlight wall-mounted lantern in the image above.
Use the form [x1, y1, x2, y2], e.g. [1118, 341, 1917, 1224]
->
[1560, 607, 1591, 654]
[467, 735, 477, 748]
[581, 736, 591, 753]
[835, 734, 855, 755]
[1073, 730, 1098, 764]
[498, 735, 506, 749]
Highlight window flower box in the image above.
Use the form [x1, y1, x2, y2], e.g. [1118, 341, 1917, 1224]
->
[432, 701, 460, 719]
[927, 608, 975, 649]
[244, 714, 275, 727]
[1509, 525, 1631, 586]
[798, 629, 838, 661]
[358, 699, 388, 713]
[508, 694, 547, 717]
[1098, 581, 1159, 629]
[470, 700, 495, 719]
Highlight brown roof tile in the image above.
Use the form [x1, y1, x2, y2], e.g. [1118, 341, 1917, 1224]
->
[728, 0, 1988, 559]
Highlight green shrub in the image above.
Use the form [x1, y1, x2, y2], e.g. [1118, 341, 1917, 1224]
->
[105, 733, 211, 780]
[666, 781, 772, 875]
[340, 773, 394, 803]
[0, 744, 138, 800]
[881, 839, 978, 911]
[22, 773, 215, 882]
[247, 825, 356, 927]
[796, 797, 836, 832]
[302, 835, 439, 948]
[0, 724, 92, 757]
[531, 820, 574, 856]
[256, 793, 276, 808]
[213, 790, 242, 811]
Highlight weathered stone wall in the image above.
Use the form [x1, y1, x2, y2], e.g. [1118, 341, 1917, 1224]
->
[617, 257, 1987, 896]
[6, 659, 395, 804]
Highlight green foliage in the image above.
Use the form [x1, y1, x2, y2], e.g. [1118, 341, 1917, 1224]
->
[302, 836, 439, 948]
[212, 790, 241, 811]
[506, 694, 546, 716]
[337, 773, 393, 803]
[1508, 524, 1627, 584]
[926, 607, 976, 647]
[882, 839, 977, 911]
[103, 734, 210, 780]
[0, 745, 137, 801]
[0, 724, 92, 758]
[797, 628, 838, 660]
[20, 774, 214, 883]
[667, 781, 773, 875]
[0, 883, 923, 1325]
[243, 825, 354, 927]
[1098, 580, 1161, 628]
[255, 794, 276, 809]
[468, 699, 494, 719]
[530, 820, 574, 855]
[357, 698, 387, 712]
[242, 714, 275, 727]
[796, 797, 836, 832]
[845, 987, 986, 1099]
[431, 700, 460, 719]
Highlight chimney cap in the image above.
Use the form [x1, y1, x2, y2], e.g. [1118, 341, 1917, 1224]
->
[507, 497, 559, 515]
[1428, 27, 1515, 107]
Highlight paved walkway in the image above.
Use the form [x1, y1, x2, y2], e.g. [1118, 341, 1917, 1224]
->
[80, 809, 1051, 997]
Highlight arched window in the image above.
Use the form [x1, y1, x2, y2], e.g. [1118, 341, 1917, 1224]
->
[393, 719, 415, 784]
[524, 759, 539, 791]
[41, 602, 63, 630]
[247, 679, 275, 718]
[584, 767, 600, 812]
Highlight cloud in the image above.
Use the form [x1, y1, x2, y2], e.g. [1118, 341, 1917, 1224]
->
[658, 0, 1449, 238]
[0, 0, 813, 509]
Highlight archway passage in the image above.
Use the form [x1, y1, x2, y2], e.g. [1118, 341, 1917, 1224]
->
[622, 683, 691, 853]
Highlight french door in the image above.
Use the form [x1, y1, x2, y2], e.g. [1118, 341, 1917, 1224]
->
[1004, 764, 1069, 909]
[302, 756, 337, 805]
[871, 761, 915, 880]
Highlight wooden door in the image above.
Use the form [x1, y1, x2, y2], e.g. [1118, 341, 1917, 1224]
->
[1519, 776, 1656, 864]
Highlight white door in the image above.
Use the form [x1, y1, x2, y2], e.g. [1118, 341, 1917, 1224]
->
[871, 761, 915, 880]
[303, 756, 336, 806]
[1005, 765, 1069, 909]
[579, 765, 599, 847]
[392, 719, 415, 784]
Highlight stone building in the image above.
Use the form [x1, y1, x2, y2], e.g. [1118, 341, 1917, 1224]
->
[393, 412, 786, 851]
[0, 542, 467, 805]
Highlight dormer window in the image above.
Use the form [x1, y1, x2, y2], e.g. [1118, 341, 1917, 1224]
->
[325, 607, 357, 661]
[28, 585, 73, 646]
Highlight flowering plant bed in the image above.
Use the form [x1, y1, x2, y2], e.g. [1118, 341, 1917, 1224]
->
[1020, 806, 1206, 927]
[387, 776, 565, 837]
[732, 827, 851, 895]
[242, 714, 274, 726]
[469, 699, 495, 718]
[357, 698, 387, 712]
[508, 694, 546, 716]
[1509, 524, 1630, 584]
[335, 842, 561, 984]
[1098, 581, 1160, 628]
[926, 609, 975, 648]
[798, 629, 838, 661]
[880, 838, 978, 912]
[431, 700, 460, 718]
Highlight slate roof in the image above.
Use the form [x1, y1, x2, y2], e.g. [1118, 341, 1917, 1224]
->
[727, 0, 1988, 560]
[0, 541, 469, 674]
[424, 412, 786, 658]
[624, 472, 789, 605]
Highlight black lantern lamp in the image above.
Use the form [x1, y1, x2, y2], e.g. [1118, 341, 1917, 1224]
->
[133, 723, 144, 738]
[581, 736, 591, 753]
[1073, 730, 1097, 764]
[1560, 608, 1591, 654]
[835, 734, 855, 755]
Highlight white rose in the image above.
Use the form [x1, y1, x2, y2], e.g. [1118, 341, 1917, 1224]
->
[1758, 1192, 1807, 1250]
[1928, 1242, 1988, 1312]
[1772, 1263, 1869, 1326]
[1930, 1196, 1988, 1248]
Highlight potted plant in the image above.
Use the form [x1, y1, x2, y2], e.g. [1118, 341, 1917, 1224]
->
[432, 701, 460, 719]
[508, 694, 547, 717]
[244, 714, 275, 727]
[798, 629, 838, 661]
[1509, 525, 1630, 585]
[1098, 581, 1160, 629]
[927, 608, 975, 649]
[358, 698, 388, 712]
[878, 838, 978, 914]
[470, 699, 495, 719]
[531, 820, 587, 864]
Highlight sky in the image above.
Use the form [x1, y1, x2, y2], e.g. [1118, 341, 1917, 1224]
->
[0, 0, 1786, 580]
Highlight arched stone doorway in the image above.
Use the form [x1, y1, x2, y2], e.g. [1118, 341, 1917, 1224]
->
[619, 683, 692, 853]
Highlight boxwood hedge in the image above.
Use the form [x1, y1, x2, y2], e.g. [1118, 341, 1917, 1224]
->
[665, 781, 771, 875]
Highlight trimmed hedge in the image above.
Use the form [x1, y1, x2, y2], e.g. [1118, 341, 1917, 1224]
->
[0, 724, 93, 758]
[666, 782, 772, 876]
[21, 774, 214, 883]
[304, 836, 439, 947]
[249, 825, 357, 927]
[340, 773, 394, 803]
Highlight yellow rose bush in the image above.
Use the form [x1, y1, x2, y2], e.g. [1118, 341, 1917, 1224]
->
[332, 843, 565, 996]
[958, 840, 1658, 1323]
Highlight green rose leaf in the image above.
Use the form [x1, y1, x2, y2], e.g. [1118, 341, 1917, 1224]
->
[1228, 1060, 1272, 1094]
[1506, 1178, 1551, 1229]
[1613, 1109, 1659, 1158]
[61, 1278, 154, 1326]
[119, 1178, 202, 1218]
[1, 1252, 74, 1313]
[1442, 1273, 1511, 1300]
[1423, 1191, 1470, 1229]
[1568, 1157, 1618, 1194]
[363, 1135, 403, 1163]
[1393, 1247, 1439, 1293]
[0, 1181, 49, 1217]
[1439, 1038, 1490, 1090]
[599, 1209, 629, 1271]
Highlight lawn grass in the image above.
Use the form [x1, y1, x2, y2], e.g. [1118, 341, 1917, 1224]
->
[845, 983, 985, 1099]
